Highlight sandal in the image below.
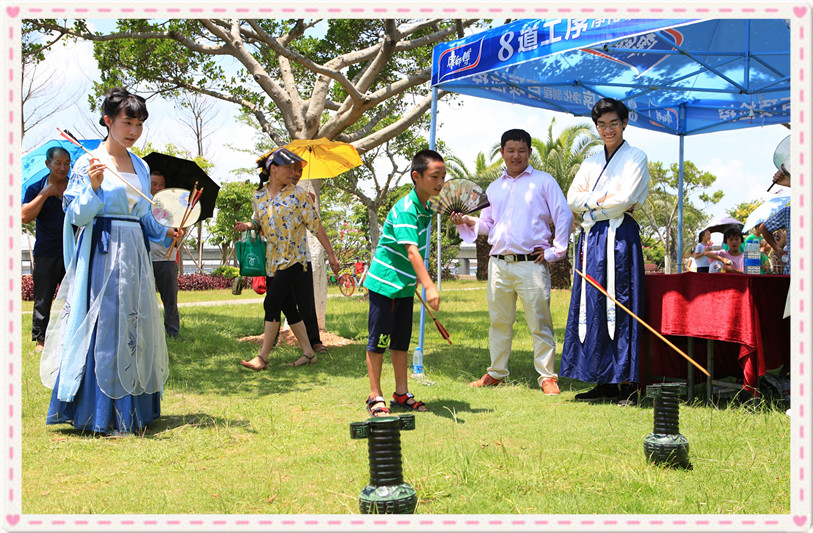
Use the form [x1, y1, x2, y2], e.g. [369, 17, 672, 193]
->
[390, 391, 427, 412]
[240, 355, 269, 371]
[286, 353, 316, 367]
[313, 343, 330, 355]
[366, 396, 391, 417]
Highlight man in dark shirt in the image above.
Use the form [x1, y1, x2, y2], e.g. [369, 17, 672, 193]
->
[22, 146, 70, 352]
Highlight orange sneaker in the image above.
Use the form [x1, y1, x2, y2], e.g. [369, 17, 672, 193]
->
[469, 373, 503, 387]
[541, 378, 560, 395]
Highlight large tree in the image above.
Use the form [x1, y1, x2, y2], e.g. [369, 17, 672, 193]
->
[25, 18, 480, 329]
[26, 18, 477, 151]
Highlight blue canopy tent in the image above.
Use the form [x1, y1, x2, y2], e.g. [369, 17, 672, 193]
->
[413, 18, 790, 365]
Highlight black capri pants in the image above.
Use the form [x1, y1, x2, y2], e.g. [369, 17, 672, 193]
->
[263, 263, 309, 324]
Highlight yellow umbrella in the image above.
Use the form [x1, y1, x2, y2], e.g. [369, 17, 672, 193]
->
[283, 138, 363, 180]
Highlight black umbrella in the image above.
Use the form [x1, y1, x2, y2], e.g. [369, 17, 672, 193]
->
[143, 152, 220, 221]
[702, 216, 744, 235]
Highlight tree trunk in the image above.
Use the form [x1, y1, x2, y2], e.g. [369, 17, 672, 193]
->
[475, 234, 490, 281]
[367, 204, 381, 257]
[307, 179, 329, 331]
[220, 244, 235, 268]
[663, 231, 672, 274]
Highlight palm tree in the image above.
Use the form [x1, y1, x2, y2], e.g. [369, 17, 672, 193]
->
[532, 117, 602, 194]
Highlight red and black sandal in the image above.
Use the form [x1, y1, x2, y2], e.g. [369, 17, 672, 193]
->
[390, 391, 427, 412]
[366, 396, 391, 417]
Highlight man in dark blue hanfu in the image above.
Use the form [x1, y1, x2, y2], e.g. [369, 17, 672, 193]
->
[560, 98, 650, 406]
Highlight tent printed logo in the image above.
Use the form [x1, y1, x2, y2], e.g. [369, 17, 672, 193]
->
[644, 100, 679, 130]
[580, 28, 684, 78]
[436, 38, 484, 83]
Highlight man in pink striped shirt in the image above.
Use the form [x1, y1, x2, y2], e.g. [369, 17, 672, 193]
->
[452, 129, 573, 394]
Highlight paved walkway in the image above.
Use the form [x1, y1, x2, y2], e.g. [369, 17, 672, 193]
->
[22, 285, 486, 314]
[174, 285, 485, 308]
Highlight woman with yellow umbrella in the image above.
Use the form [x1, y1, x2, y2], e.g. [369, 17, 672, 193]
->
[235, 148, 340, 369]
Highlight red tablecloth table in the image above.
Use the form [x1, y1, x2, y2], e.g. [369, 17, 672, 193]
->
[642, 272, 790, 396]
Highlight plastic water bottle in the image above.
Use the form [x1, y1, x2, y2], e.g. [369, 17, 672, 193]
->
[412, 347, 424, 379]
[744, 235, 761, 274]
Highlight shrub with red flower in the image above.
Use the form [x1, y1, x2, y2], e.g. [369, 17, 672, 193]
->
[23, 273, 250, 298]
[21, 275, 34, 301]
[176, 273, 236, 291]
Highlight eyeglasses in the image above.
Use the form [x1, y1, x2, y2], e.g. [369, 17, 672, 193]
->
[596, 120, 623, 131]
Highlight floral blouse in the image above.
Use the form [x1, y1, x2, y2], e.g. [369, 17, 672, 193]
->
[251, 183, 320, 276]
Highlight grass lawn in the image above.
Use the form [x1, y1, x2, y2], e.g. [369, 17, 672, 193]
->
[20, 279, 789, 515]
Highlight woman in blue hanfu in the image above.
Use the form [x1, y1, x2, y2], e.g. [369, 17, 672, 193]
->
[560, 97, 650, 407]
[40, 88, 183, 435]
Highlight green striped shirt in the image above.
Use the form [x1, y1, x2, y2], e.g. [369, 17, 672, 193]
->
[363, 188, 432, 299]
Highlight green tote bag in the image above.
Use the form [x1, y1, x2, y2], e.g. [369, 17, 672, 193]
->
[236, 230, 267, 277]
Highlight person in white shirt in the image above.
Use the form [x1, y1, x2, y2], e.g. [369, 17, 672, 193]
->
[560, 98, 650, 406]
[452, 129, 573, 395]
[693, 229, 712, 273]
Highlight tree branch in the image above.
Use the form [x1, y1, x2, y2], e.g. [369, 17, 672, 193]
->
[351, 91, 436, 153]
[176, 80, 287, 146]
[30, 20, 231, 55]
[244, 19, 364, 104]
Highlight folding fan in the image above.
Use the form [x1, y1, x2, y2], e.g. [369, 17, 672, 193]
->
[428, 178, 490, 216]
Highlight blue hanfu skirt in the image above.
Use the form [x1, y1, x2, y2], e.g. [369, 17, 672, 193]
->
[46, 327, 161, 434]
[43, 218, 166, 434]
[560, 216, 645, 384]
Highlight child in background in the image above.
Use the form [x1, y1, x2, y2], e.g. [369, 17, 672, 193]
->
[704, 227, 744, 273]
[361, 150, 446, 416]
[692, 229, 712, 272]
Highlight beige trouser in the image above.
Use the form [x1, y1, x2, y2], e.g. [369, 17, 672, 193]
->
[486, 257, 557, 386]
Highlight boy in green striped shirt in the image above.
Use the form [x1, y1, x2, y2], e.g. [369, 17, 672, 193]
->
[362, 150, 446, 416]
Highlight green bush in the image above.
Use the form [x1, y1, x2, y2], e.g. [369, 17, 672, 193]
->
[211, 266, 240, 279]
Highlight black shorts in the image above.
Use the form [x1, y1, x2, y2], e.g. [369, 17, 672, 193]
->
[366, 290, 414, 353]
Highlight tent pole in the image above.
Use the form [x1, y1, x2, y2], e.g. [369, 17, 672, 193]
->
[414, 87, 439, 377]
[437, 213, 442, 290]
[677, 134, 685, 274]
[676, 103, 687, 274]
